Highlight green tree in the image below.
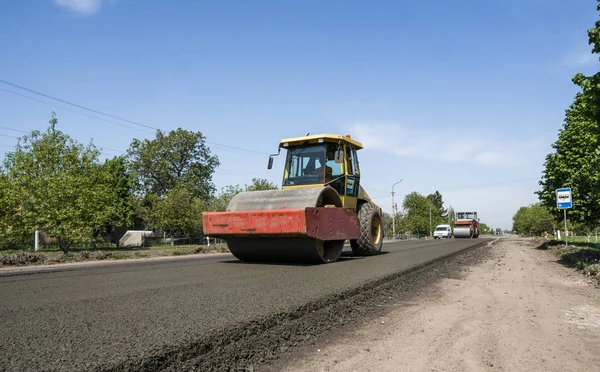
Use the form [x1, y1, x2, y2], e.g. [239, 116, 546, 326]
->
[95, 156, 136, 244]
[0, 172, 29, 249]
[479, 223, 492, 234]
[384, 211, 407, 237]
[207, 178, 278, 212]
[384, 212, 393, 236]
[103, 156, 136, 224]
[446, 206, 456, 227]
[1, 114, 116, 254]
[402, 192, 441, 235]
[245, 177, 278, 191]
[426, 191, 447, 218]
[208, 184, 244, 212]
[127, 128, 219, 202]
[512, 206, 531, 235]
[537, 2, 600, 230]
[512, 203, 555, 236]
[146, 186, 204, 237]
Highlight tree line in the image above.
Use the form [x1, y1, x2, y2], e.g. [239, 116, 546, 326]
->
[515, 1, 600, 237]
[0, 114, 500, 253]
[384, 190, 496, 237]
[0, 113, 277, 254]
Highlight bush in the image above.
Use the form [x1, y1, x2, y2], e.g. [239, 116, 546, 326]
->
[80, 251, 108, 260]
[543, 240, 600, 278]
[0, 252, 46, 266]
[109, 253, 130, 260]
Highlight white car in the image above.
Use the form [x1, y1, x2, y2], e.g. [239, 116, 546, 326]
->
[434, 224, 453, 239]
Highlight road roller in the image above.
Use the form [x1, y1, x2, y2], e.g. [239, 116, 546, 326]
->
[201, 133, 385, 264]
[453, 211, 480, 238]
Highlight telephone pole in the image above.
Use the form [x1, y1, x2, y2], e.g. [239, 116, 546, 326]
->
[391, 179, 403, 239]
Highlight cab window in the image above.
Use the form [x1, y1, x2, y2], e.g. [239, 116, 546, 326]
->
[283, 143, 342, 186]
[351, 148, 360, 175]
[325, 143, 342, 178]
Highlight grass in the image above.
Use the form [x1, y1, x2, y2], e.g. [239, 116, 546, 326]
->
[566, 235, 600, 244]
[538, 239, 600, 280]
[0, 243, 229, 268]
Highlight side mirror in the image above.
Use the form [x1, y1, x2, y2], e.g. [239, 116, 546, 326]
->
[334, 150, 343, 164]
[268, 148, 281, 169]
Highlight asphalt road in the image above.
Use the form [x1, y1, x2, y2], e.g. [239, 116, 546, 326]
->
[0, 237, 493, 371]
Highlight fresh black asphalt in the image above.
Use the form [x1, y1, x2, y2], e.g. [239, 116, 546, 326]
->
[0, 237, 493, 371]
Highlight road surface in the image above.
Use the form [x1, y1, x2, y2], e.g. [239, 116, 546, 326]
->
[0, 237, 492, 371]
[269, 236, 600, 372]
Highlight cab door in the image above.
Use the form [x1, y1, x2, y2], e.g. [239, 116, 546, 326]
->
[343, 144, 360, 210]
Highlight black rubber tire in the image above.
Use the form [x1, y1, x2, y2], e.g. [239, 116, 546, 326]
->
[350, 202, 383, 256]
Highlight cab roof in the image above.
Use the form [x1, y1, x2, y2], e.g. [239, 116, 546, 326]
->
[278, 133, 363, 150]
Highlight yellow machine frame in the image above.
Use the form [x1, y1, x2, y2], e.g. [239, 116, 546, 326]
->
[203, 133, 385, 264]
[273, 133, 377, 212]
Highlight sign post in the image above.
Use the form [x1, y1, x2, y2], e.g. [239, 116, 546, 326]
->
[556, 188, 572, 247]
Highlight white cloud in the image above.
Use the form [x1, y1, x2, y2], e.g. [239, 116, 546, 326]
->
[347, 122, 537, 167]
[53, 0, 107, 15]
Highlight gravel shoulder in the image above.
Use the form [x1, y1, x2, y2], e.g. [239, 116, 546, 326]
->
[272, 236, 600, 372]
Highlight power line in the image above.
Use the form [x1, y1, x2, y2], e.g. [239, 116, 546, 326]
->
[0, 125, 28, 134]
[0, 80, 158, 131]
[206, 141, 272, 156]
[0, 140, 264, 176]
[0, 80, 273, 156]
[0, 126, 128, 155]
[0, 88, 144, 131]
[0, 124, 270, 159]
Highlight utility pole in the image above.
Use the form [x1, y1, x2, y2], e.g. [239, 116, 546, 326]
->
[391, 179, 403, 239]
[564, 209, 568, 247]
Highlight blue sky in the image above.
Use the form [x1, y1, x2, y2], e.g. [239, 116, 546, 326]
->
[1, 0, 599, 230]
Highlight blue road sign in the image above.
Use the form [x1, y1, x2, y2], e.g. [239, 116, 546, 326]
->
[556, 188, 572, 209]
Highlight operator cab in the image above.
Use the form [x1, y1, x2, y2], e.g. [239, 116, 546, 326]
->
[456, 212, 477, 220]
[267, 134, 362, 208]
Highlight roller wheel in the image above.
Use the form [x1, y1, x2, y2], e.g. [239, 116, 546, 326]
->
[350, 202, 383, 256]
[226, 238, 344, 264]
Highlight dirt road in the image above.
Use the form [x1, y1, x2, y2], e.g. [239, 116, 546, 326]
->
[275, 237, 600, 372]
